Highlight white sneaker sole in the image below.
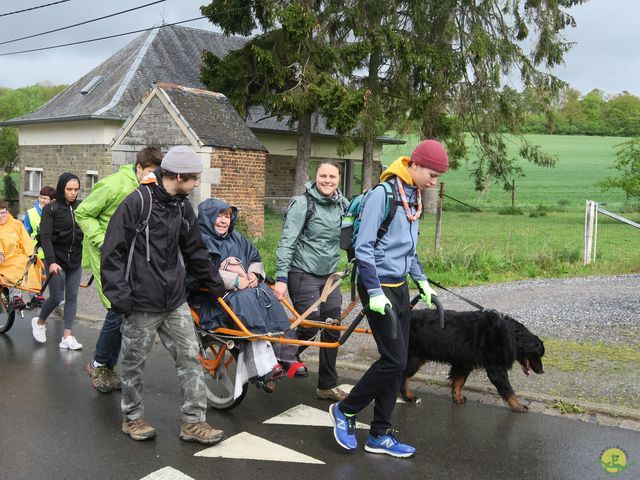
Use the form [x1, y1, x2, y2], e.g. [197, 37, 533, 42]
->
[59, 342, 82, 350]
[364, 444, 415, 458]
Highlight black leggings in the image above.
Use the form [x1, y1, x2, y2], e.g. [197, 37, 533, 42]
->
[40, 266, 82, 330]
[341, 281, 410, 436]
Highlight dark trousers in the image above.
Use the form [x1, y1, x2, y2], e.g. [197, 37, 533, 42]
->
[288, 270, 342, 390]
[341, 281, 410, 436]
[40, 265, 82, 331]
[93, 309, 123, 367]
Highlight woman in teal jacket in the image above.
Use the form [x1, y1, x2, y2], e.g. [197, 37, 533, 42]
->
[274, 160, 348, 400]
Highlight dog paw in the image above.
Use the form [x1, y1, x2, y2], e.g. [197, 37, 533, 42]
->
[510, 403, 528, 413]
[452, 395, 467, 404]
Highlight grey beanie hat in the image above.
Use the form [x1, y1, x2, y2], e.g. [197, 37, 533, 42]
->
[161, 146, 203, 174]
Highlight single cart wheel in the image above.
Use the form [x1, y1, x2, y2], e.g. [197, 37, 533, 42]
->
[0, 288, 16, 334]
[199, 334, 248, 410]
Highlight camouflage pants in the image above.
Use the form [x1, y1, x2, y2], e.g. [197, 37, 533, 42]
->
[120, 304, 206, 423]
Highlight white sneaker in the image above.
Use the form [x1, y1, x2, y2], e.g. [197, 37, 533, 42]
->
[59, 335, 82, 350]
[31, 317, 46, 343]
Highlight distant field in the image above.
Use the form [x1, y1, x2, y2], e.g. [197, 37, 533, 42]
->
[382, 134, 637, 211]
[253, 208, 640, 287]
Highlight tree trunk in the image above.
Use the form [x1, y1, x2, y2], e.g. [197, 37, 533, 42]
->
[293, 112, 313, 196]
[361, 137, 374, 191]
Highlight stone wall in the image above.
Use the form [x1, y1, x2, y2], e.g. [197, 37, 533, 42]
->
[19, 144, 112, 212]
[115, 96, 191, 165]
[264, 154, 297, 212]
[210, 148, 266, 236]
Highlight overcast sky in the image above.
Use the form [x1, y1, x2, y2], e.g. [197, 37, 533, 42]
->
[0, 0, 638, 97]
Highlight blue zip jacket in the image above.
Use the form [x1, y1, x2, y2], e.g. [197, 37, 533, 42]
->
[355, 161, 427, 297]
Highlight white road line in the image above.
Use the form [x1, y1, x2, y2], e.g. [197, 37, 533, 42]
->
[194, 431, 325, 464]
[263, 403, 368, 429]
[140, 466, 195, 480]
[338, 383, 408, 403]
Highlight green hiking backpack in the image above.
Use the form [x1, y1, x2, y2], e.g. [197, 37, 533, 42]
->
[339, 180, 398, 258]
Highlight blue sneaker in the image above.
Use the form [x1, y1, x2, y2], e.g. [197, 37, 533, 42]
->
[329, 402, 357, 450]
[364, 431, 416, 458]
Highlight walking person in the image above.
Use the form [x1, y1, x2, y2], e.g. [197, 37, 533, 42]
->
[101, 146, 226, 444]
[76, 146, 163, 393]
[274, 160, 349, 399]
[31, 173, 84, 350]
[23, 185, 56, 254]
[329, 140, 448, 458]
[22, 186, 55, 307]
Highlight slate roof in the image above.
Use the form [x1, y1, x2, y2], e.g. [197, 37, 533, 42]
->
[1, 24, 403, 145]
[3, 25, 247, 125]
[158, 84, 266, 151]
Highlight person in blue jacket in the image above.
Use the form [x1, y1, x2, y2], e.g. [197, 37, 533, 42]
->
[329, 140, 449, 458]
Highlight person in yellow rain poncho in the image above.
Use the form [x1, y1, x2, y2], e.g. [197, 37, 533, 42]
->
[0, 201, 43, 310]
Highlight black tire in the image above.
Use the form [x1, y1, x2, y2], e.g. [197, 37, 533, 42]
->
[0, 288, 16, 334]
[199, 335, 248, 410]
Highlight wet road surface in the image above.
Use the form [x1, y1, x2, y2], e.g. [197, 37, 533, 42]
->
[1, 315, 638, 480]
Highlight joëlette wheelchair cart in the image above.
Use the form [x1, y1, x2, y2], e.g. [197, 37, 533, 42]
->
[0, 256, 95, 334]
[0, 255, 47, 333]
[191, 265, 444, 411]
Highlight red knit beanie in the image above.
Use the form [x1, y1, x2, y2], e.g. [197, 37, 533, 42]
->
[410, 140, 449, 173]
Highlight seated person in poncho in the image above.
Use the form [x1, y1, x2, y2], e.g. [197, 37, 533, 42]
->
[190, 198, 305, 389]
[0, 202, 43, 310]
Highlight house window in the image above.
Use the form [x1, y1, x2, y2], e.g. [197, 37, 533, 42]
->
[86, 170, 99, 190]
[24, 167, 43, 193]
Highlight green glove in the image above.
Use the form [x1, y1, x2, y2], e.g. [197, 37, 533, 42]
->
[417, 280, 436, 307]
[369, 294, 392, 315]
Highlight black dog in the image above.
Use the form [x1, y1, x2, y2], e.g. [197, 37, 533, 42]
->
[402, 308, 545, 412]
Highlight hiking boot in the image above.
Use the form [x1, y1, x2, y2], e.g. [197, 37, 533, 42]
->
[59, 335, 82, 350]
[87, 363, 113, 393]
[107, 368, 122, 391]
[53, 305, 64, 317]
[317, 386, 348, 401]
[12, 296, 26, 310]
[329, 401, 357, 450]
[179, 421, 225, 445]
[31, 316, 46, 343]
[122, 417, 156, 441]
[364, 431, 416, 458]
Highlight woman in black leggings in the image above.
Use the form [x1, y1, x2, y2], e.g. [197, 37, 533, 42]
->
[31, 172, 84, 350]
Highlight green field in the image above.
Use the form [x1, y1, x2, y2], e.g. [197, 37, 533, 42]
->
[382, 134, 637, 211]
[255, 133, 640, 284]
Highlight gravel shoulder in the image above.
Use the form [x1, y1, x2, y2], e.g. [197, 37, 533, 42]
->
[74, 273, 640, 426]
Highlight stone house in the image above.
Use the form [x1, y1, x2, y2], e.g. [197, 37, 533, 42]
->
[1, 25, 401, 234]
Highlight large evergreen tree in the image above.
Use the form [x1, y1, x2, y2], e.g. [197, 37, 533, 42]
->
[200, 0, 361, 195]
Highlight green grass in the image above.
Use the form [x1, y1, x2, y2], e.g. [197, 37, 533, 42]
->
[552, 400, 588, 414]
[382, 134, 638, 211]
[254, 208, 640, 285]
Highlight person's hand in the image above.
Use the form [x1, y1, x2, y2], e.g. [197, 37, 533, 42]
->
[369, 294, 392, 315]
[274, 281, 288, 300]
[237, 276, 250, 290]
[247, 272, 259, 288]
[49, 263, 62, 275]
[417, 280, 436, 307]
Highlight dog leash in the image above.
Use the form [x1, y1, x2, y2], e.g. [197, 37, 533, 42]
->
[429, 279, 486, 311]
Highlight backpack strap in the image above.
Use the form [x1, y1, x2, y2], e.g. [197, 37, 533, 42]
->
[125, 186, 153, 280]
[301, 191, 316, 235]
[375, 181, 398, 246]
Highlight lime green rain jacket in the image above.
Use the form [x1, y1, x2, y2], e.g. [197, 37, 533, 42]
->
[75, 164, 139, 308]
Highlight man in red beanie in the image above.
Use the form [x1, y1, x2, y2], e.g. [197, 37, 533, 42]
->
[330, 139, 448, 458]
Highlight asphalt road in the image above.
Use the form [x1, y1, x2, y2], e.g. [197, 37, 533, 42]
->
[1, 315, 639, 480]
